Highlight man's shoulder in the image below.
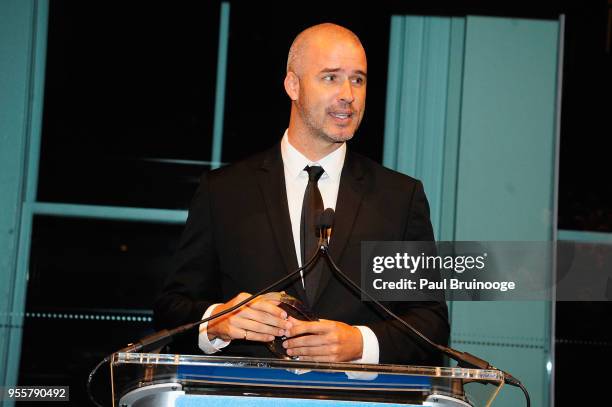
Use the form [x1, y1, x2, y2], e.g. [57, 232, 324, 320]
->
[207, 145, 279, 181]
[348, 150, 422, 189]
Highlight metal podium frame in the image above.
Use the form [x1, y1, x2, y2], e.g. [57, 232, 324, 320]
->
[110, 353, 505, 407]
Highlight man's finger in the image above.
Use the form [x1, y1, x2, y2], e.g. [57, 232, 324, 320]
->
[234, 292, 252, 303]
[260, 292, 284, 302]
[233, 316, 286, 337]
[286, 319, 329, 337]
[283, 333, 328, 349]
[239, 307, 291, 330]
[248, 299, 287, 319]
[228, 325, 274, 342]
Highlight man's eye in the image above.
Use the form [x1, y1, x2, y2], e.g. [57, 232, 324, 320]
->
[352, 77, 365, 85]
[323, 74, 336, 81]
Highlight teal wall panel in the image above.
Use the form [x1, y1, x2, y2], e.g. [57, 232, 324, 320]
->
[384, 14, 560, 407]
[0, 0, 48, 390]
[383, 16, 459, 239]
[455, 16, 559, 241]
[452, 16, 559, 407]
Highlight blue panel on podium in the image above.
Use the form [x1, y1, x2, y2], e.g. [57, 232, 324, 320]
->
[176, 394, 412, 407]
[178, 364, 431, 390]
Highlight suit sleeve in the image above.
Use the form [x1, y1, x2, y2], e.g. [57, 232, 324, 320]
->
[365, 180, 450, 365]
[153, 172, 222, 353]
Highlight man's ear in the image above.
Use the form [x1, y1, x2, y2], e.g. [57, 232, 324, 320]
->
[284, 71, 299, 101]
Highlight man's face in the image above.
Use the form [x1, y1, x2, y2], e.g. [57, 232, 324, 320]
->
[293, 38, 367, 144]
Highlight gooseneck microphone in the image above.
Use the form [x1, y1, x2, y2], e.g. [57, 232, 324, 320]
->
[316, 208, 530, 407]
[88, 207, 529, 407]
[317, 208, 334, 247]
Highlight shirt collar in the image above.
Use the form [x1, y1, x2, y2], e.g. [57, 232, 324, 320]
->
[280, 129, 346, 181]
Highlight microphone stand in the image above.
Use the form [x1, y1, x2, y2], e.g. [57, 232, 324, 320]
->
[88, 210, 529, 407]
[315, 220, 530, 407]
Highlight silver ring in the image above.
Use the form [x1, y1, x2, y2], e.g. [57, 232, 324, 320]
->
[244, 330, 248, 340]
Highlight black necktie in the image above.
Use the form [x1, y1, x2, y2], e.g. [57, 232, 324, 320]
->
[301, 165, 325, 306]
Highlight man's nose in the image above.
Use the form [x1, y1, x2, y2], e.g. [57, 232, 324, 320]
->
[338, 79, 355, 104]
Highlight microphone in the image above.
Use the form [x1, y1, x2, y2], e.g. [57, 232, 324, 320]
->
[317, 208, 334, 248]
[317, 208, 529, 405]
[319, 208, 334, 229]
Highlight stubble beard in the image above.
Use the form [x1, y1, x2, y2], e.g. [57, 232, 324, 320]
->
[298, 103, 359, 145]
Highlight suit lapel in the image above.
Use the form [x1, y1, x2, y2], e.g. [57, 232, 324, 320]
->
[311, 151, 367, 306]
[254, 145, 307, 303]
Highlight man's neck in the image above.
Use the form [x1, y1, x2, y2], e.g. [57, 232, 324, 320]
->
[287, 128, 344, 162]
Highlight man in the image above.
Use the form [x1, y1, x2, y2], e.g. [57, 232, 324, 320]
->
[154, 23, 449, 365]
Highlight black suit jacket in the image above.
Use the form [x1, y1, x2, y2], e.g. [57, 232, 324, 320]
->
[154, 144, 449, 365]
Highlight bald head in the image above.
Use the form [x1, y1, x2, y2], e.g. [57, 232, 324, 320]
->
[283, 22, 367, 156]
[287, 23, 364, 76]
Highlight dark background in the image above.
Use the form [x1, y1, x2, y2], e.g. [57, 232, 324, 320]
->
[21, 1, 612, 405]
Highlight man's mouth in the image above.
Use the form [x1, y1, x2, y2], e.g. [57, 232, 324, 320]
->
[329, 111, 353, 120]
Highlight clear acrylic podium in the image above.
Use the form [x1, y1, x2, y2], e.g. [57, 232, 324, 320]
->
[111, 353, 504, 407]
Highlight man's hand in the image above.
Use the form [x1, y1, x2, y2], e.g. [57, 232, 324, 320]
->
[207, 292, 292, 342]
[282, 317, 364, 362]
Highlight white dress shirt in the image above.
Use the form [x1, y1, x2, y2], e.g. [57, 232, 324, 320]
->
[198, 131, 379, 369]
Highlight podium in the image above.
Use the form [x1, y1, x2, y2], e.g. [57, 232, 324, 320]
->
[111, 353, 504, 407]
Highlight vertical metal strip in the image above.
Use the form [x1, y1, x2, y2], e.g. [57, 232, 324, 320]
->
[440, 17, 466, 242]
[6, 205, 33, 391]
[549, 14, 565, 407]
[414, 18, 428, 177]
[5, 0, 49, 391]
[441, 17, 466, 324]
[210, 2, 230, 170]
[23, 0, 48, 203]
